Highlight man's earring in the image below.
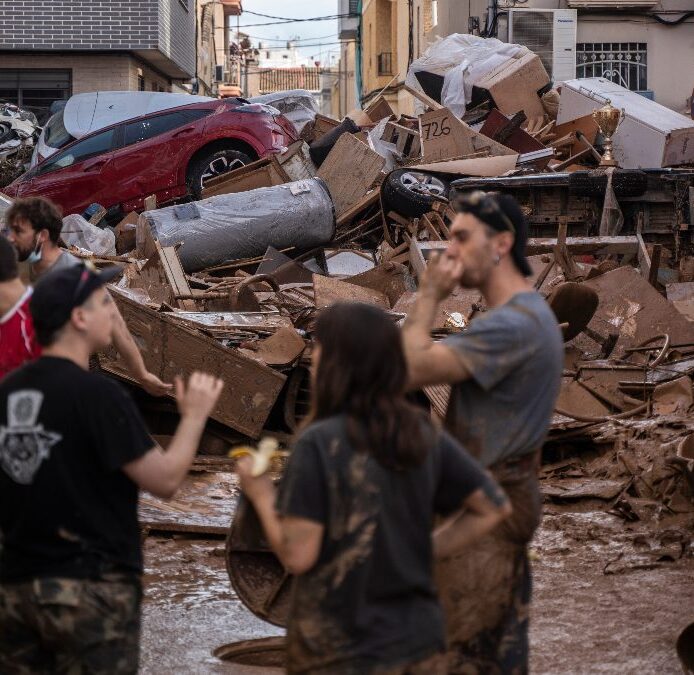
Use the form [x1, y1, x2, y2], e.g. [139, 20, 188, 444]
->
[494, 254, 500, 265]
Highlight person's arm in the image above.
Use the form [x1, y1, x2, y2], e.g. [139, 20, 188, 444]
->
[433, 476, 512, 560]
[123, 372, 223, 498]
[402, 253, 472, 390]
[110, 301, 172, 397]
[236, 460, 324, 575]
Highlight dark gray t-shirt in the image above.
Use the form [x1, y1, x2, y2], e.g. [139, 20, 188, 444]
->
[277, 413, 493, 673]
[443, 291, 563, 468]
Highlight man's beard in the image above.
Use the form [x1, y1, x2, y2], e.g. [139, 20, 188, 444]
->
[15, 236, 38, 262]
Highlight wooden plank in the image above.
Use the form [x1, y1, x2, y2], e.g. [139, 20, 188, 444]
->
[526, 236, 639, 256]
[201, 158, 289, 198]
[404, 84, 444, 110]
[335, 190, 380, 228]
[101, 290, 287, 438]
[156, 241, 197, 311]
[313, 273, 389, 308]
[143, 194, 157, 211]
[411, 236, 639, 262]
[365, 95, 395, 122]
[139, 471, 238, 535]
[317, 133, 385, 216]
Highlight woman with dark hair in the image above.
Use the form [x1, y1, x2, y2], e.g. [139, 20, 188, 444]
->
[237, 302, 511, 675]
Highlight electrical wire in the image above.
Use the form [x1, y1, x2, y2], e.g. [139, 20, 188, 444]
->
[239, 19, 345, 28]
[243, 10, 352, 21]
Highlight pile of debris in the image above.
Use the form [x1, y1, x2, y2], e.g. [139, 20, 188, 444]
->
[17, 35, 689, 593]
[0, 103, 39, 187]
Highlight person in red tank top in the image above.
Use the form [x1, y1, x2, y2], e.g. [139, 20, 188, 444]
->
[0, 235, 41, 380]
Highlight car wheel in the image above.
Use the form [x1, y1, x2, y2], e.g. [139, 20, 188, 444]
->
[187, 148, 253, 200]
[381, 169, 450, 218]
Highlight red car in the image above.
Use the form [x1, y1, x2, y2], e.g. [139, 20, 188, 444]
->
[5, 98, 297, 216]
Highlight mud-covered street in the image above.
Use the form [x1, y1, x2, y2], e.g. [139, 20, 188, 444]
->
[139, 485, 694, 674]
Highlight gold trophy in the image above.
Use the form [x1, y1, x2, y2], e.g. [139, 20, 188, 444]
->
[592, 99, 625, 168]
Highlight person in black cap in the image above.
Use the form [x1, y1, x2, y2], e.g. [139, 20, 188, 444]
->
[0, 262, 224, 673]
[402, 191, 563, 673]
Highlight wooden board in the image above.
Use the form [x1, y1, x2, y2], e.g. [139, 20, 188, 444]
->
[584, 266, 694, 354]
[419, 108, 475, 162]
[317, 133, 385, 216]
[525, 236, 639, 256]
[139, 470, 238, 535]
[101, 290, 287, 438]
[366, 95, 395, 122]
[201, 158, 289, 198]
[313, 273, 389, 308]
[157, 242, 196, 311]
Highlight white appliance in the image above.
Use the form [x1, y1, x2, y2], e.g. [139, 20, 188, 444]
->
[558, 78, 694, 168]
[508, 8, 577, 84]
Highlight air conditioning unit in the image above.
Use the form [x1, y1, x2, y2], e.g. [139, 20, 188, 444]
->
[508, 8, 577, 83]
[214, 65, 224, 82]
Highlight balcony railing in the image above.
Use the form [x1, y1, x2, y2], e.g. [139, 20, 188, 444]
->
[378, 52, 393, 76]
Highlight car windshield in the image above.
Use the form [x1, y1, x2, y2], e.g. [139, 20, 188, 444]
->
[43, 110, 76, 150]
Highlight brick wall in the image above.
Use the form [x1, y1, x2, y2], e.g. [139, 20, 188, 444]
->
[0, 54, 169, 94]
[0, 0, 194, 77]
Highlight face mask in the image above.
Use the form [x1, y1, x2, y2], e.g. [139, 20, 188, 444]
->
[26, 237, 43, 265]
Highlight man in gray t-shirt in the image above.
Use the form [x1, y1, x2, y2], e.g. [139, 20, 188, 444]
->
[403, 191, 563, 674]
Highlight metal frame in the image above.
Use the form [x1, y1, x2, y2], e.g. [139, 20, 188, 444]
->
[577, 42, 647, 92]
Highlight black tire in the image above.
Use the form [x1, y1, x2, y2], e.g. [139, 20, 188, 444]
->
[381, 169, 450, 219]
[187, 148, 253, 200]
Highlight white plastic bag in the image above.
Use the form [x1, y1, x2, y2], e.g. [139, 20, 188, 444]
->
[61, 214, 116, 256]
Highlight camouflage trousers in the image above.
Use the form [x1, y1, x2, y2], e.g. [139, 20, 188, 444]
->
[435, 452, 543, 675]
[0, 576, 142, 675]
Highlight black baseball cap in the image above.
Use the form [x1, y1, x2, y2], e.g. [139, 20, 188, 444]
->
[30, 261, 123, 338]
[449, 190, 533, 277]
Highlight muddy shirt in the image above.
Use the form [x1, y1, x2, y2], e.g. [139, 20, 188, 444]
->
[443, 291, 563, 468]
[277, 414, 491, 674]
[0, 356, 154, 582]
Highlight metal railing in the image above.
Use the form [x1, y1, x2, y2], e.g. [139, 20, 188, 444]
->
[577, 43, 647, 91]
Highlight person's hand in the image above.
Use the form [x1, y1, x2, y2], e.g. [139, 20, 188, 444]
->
[175, 372, 224, 421]
[139, 371, 174, 397]
[235, 455, 275, 503]
[420, 251, 465, 302]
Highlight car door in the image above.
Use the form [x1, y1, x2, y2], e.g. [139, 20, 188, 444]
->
[23, 127, 117, 215]
[107, 109, 210, 207]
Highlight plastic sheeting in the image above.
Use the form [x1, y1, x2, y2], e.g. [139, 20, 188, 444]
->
[145, 178, 336, 272]
[405, 34, 525, 118]
[61, 214, 116, 256]
[248, 90, 318, 134]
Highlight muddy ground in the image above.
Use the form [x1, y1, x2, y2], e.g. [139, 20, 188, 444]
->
[140, 505, 693, 674]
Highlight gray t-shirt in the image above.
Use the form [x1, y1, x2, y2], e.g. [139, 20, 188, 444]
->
[30, 250, 81, 282]
[443, 291, 563, 468]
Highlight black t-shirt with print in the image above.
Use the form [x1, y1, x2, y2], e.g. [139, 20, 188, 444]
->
[276, 413, 492, 674]
[0, 357, 154, 582]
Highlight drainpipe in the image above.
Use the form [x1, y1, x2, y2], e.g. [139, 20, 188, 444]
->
[485, 0, 497, 37]
[356, 0, 363, 107]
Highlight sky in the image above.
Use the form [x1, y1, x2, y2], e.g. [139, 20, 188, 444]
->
[235, 0, 341, 66]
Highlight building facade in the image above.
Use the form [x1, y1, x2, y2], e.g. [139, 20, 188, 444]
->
[429, 0, 694, 114]
[0, 0, 197, 117]
[197, 0, 242, 98]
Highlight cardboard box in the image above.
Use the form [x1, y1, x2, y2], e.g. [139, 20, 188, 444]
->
[557, 78, 694, 169]
[474, 51, 550, 119]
